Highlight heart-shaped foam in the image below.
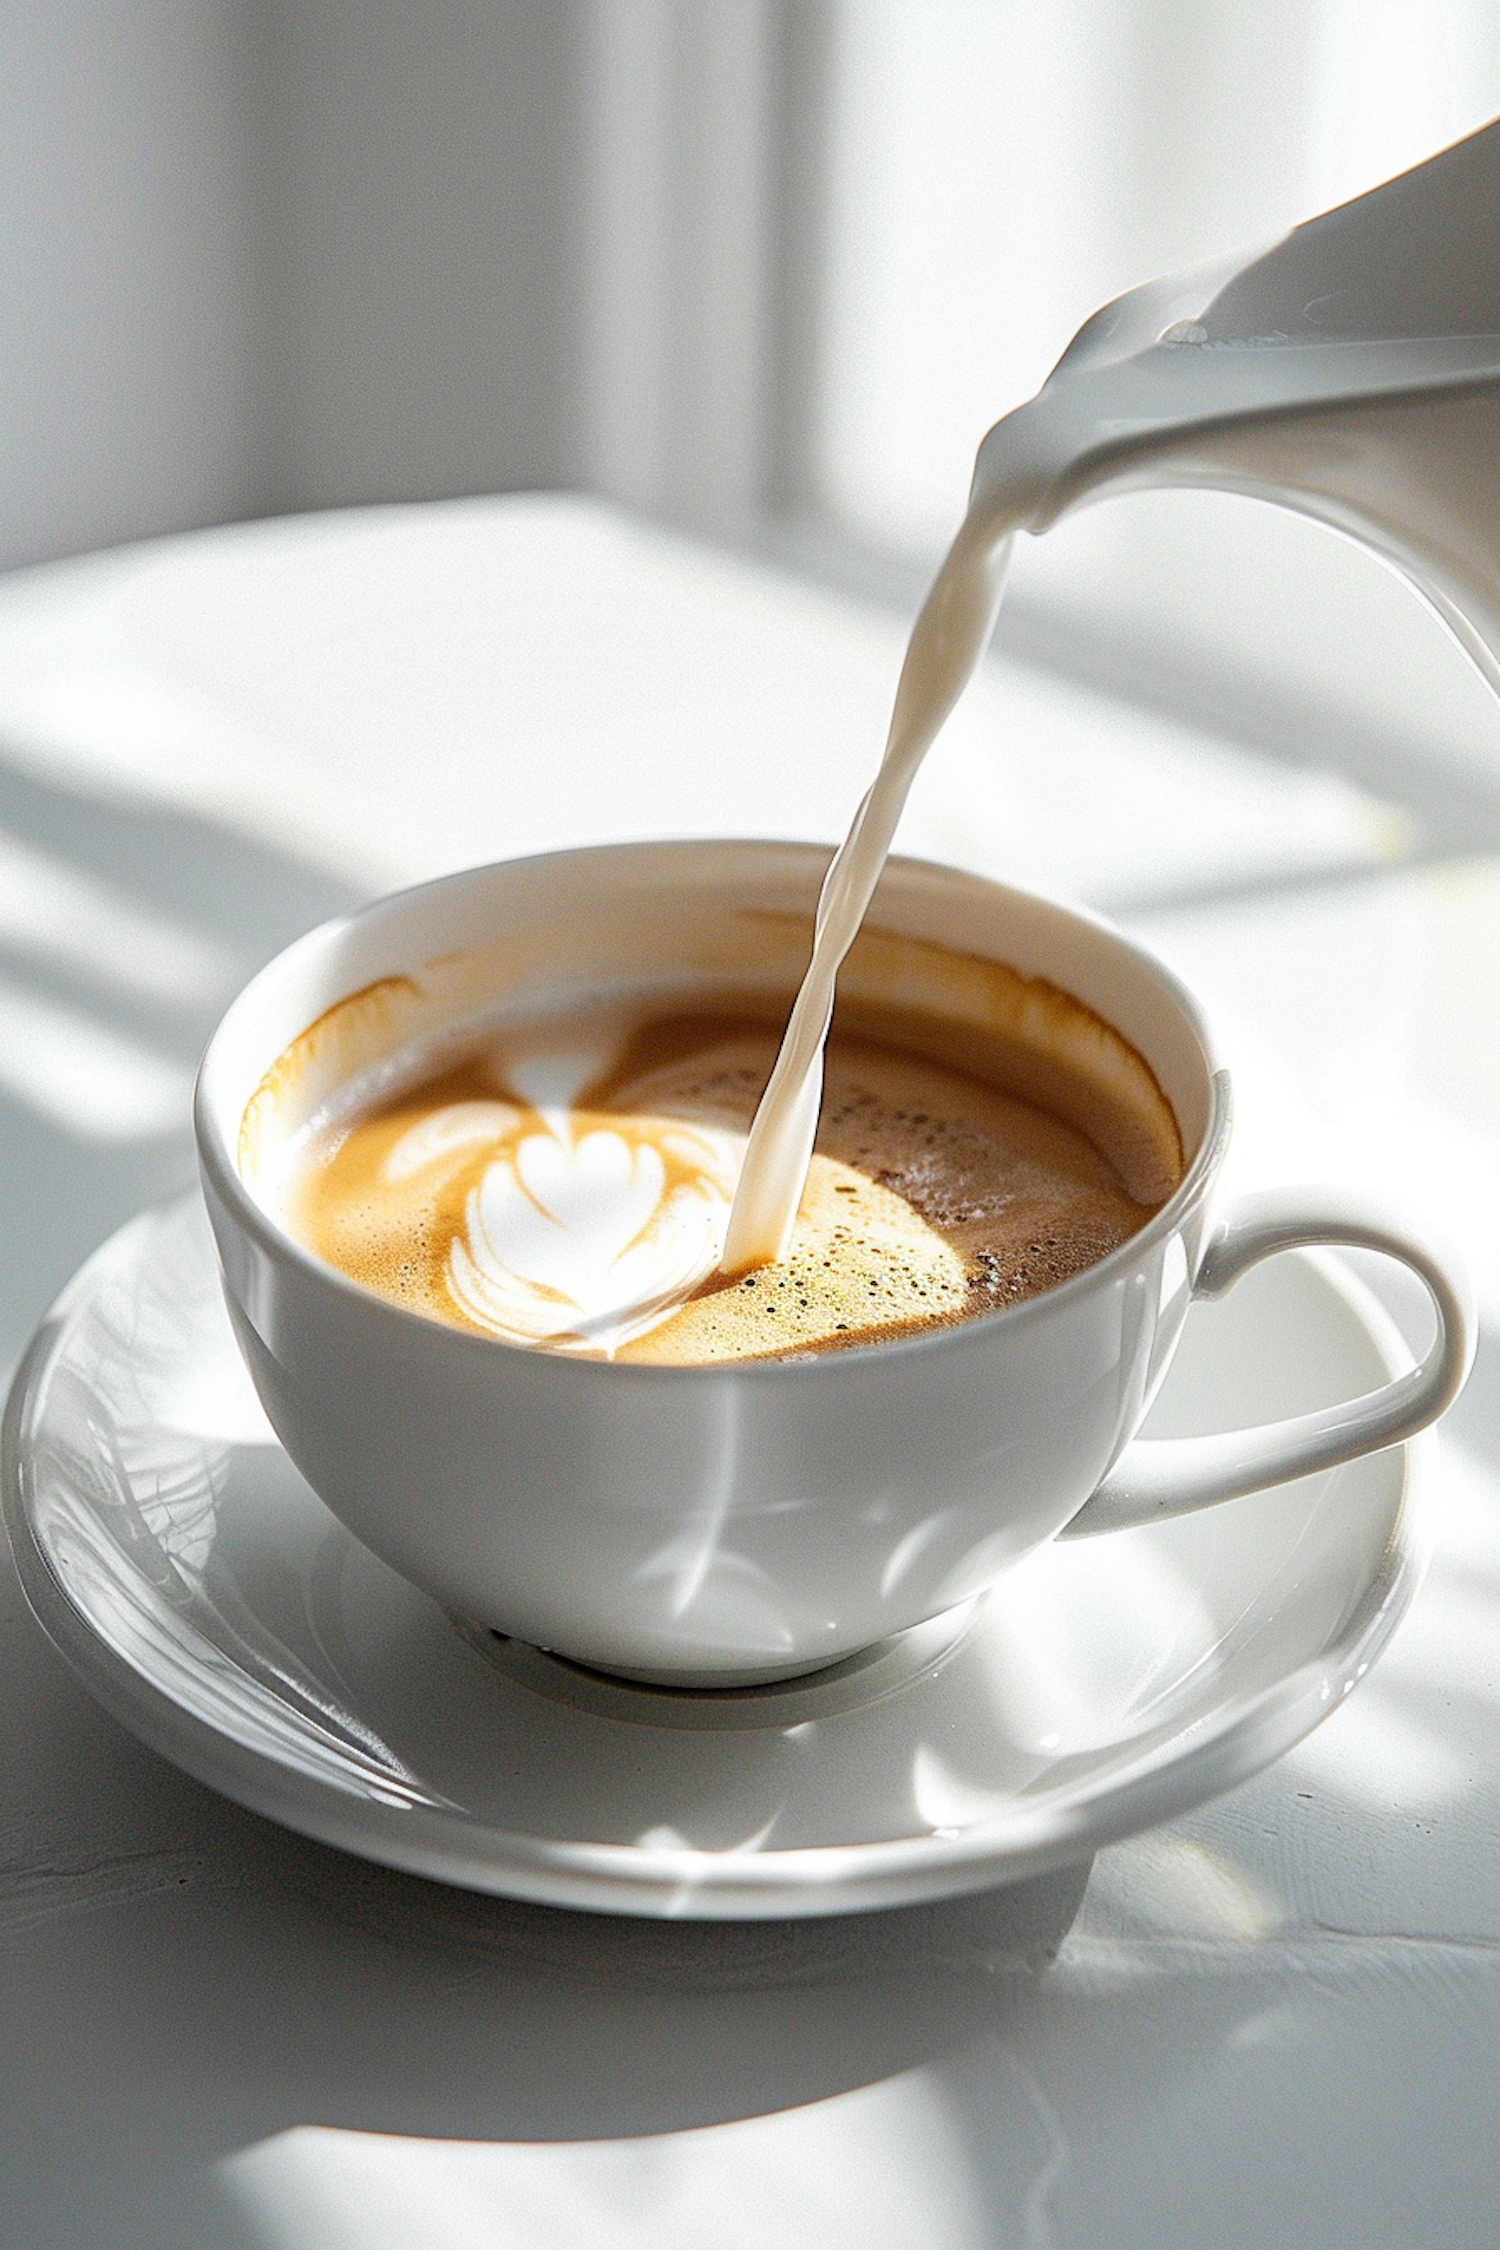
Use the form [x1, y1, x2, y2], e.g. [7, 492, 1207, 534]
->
[506, 1128, 672, 1299]
[449, 1118, 736, 1353]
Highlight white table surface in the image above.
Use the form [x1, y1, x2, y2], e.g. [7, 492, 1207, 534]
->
[3, 494, 1499, 2248]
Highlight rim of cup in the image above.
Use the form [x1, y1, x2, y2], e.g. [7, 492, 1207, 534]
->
[194, 838, 1232, 1381]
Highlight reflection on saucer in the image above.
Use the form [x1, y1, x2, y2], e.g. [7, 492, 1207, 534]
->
[5, 1193, 1423, 1918]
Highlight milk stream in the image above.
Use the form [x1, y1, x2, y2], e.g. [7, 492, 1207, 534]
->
[719, 514, 1015, 1271]
[722, 114, 1500, 1274]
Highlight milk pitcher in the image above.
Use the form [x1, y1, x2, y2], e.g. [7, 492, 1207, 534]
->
[970, 115, 1500, 696]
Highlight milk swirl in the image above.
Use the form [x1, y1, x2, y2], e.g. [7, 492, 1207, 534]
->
[284, 990, 1177, 1366]
[340, 1042, 742, 1356]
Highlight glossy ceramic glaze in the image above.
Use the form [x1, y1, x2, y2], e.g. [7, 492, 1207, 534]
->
[3, 1196, 1430, 1918]
[193, 841, 1469, 1684]
[971, 118, 1500, 702]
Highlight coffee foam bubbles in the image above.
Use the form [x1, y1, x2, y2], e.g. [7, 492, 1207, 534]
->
[626, 1146, 970, 1365]
[604, 1024, 1132, 1361]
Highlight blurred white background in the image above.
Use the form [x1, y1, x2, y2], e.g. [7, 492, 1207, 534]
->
[810, 0, 1500, 803]
[8, 2, 1500, 803]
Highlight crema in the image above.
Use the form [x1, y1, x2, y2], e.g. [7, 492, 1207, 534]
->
[282, 972, 1181, 1366]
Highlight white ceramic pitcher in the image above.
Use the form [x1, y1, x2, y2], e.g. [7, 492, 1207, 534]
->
[970, 114, 1500, 693]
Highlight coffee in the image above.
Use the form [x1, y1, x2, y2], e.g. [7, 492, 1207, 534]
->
[279, 954, 1182, 1366]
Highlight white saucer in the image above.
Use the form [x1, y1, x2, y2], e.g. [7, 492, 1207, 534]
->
[4, 1195, 1427, 1921]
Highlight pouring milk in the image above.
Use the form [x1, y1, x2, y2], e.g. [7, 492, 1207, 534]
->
[721, 113, 1500, 1271]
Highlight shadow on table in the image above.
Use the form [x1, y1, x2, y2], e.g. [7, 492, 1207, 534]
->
[6, 1736, 1095, 2249]
[0, 744, 359, 1373]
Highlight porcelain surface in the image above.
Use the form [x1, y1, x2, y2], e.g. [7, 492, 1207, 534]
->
[3, 1194, 1428, 1920]
[195, 840, 1225, 1684]
[194, 839, 1466, 1685]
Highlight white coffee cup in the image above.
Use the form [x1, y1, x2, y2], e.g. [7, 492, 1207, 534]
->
[195, 840, 1472, 1686]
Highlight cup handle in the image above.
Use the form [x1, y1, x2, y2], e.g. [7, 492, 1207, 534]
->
[1063, 1186, 1475, 1538]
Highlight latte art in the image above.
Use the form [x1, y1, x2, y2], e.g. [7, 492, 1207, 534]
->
[300, 1035, 743, 1353]
[281, 974, 1180, 1366]
[446, 1110, 737, 1352]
